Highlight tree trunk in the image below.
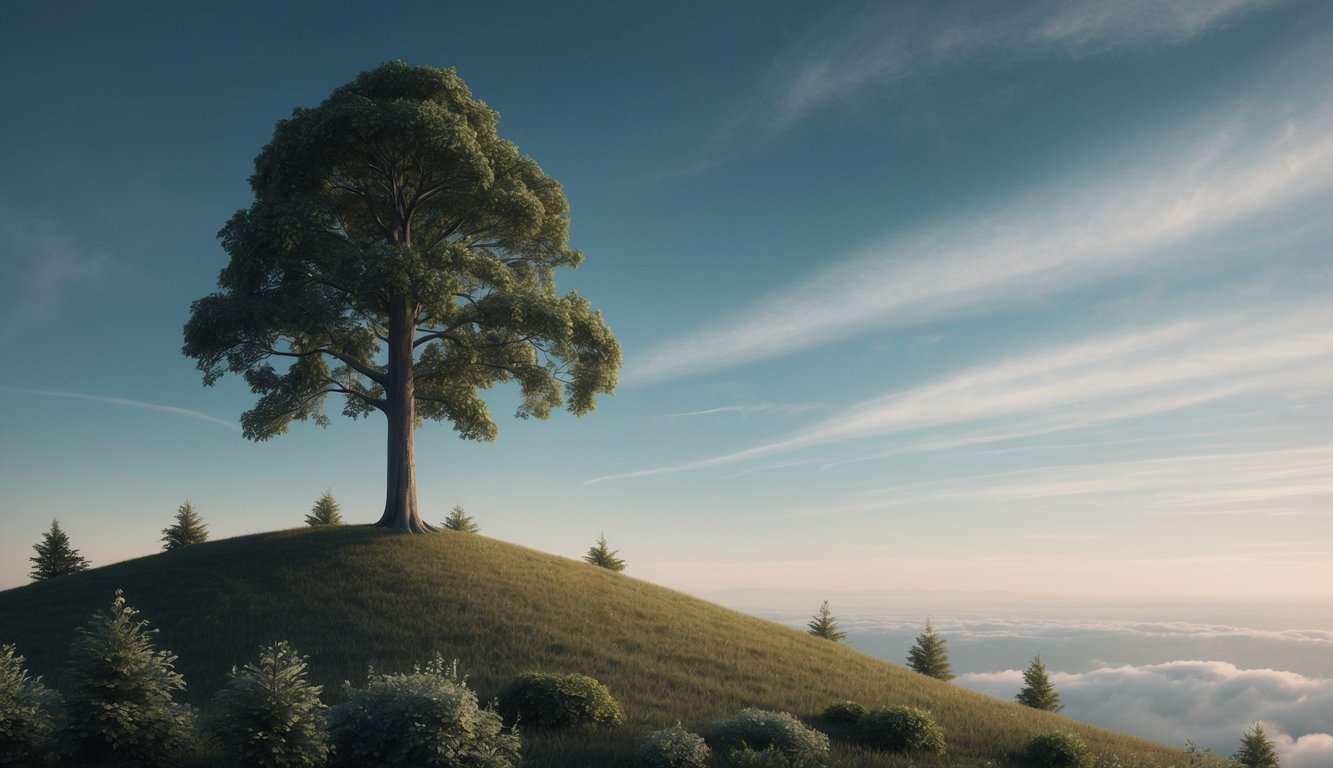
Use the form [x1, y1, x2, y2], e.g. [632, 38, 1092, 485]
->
[375, 293, 432, 532]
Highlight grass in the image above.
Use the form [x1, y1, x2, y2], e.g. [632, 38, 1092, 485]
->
[0, 525, 1192, 767]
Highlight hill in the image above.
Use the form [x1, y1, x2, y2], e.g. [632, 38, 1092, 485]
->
[0, 526, 1188, 767]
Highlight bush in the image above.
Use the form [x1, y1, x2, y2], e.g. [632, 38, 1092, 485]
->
[498, 672, 624, 729]
[710, 709, 829, 768]
[0, 644, 61, 767]
[857, 705, 946, 754]
[1026, 731, 1093, 768]
[640, 724, 710, 768]
[723, 744, 797, 768]
[820, 700, 866, 723]
[61, 590, 194, 768]
[208, 641, 328, 768]
[326, 656, 518, 768]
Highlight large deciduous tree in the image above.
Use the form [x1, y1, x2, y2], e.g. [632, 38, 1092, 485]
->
[184, 62, 620, 532]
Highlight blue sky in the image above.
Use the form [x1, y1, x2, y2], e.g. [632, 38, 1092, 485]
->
[2, 0, 1330, 594]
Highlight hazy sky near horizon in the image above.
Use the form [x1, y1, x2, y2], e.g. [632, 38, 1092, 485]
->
[2, 0, 1330, 593]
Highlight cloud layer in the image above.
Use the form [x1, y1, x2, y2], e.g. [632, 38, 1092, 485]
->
[958, 660, 1333, 768]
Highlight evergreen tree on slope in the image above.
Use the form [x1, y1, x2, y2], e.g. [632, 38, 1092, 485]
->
[161, 501, 208, 551]
[1233, 723, 1281, 768]
[305, 490, 344, 526]
[907, 618, 954, 681]
[441, 505, 479, 533]
[807, 601, 847, 642]
[583, 533, 626, 571]
[1015, 655, 1063, 712]
[29, 519, 90, 580]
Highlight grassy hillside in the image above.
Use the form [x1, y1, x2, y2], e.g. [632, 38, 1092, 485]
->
[0, 526, 1187, 767]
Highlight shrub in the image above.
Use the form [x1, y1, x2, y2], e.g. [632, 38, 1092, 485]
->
[820, 700, 866, 723]
[326, 656, 518, 768]
[710, 709, 829, 768]
[0, 644, 61, 767]
[724, 744, 796, 768]
[857, 705, 946, 754]
[640, 724, 710, 768]
[208, 641, 328, 768]
[1026, 730, 1093, 768]
[61, 590, 194, 768]
[498, 672, 624, 729]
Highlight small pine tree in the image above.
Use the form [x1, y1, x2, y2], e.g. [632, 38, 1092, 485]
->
[1233, 723, 1281, 768]
[161, 500, 208, 551]
[583, 533, 626, 571]
[907, 618, 954, 681]
[442, 505, 479, 533]
[1016, 655, 1063, 712]
[304, 490, 344, 526]
[62, 590, 193, 767]
[209, 641, 328, 768]
[29, 519, 90, 580]
[807, 601, 846, 642]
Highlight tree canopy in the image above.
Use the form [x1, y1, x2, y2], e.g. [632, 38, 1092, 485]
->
[183, 62, 620, 532]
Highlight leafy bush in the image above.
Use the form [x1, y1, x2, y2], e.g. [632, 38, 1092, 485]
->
[820, 700, 866, 723]
[61, 590, 194, 767]
[1026, 731, 1093, 768]
[857, 705, 946, 754]
[640, 724, 710, 768]
[710, 708, 829, 768]
[723, 744, 797, 768]
[326, 656, 518, 768]
[0, 644, 61, 767]
[498, 672, 624, 729]
[208, 641, 328, 768]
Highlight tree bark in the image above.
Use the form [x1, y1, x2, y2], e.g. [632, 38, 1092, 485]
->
[375, 293, 431, 532]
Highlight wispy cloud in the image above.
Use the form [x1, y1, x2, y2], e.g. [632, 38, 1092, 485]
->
[632, 54, 1333, 385]
[957, 660, 1333, 768]
[0, 212, 111, 342]
[594, 310, 1333, 484]
[5, 388, 237, 430]
[657, 403, 819, 420]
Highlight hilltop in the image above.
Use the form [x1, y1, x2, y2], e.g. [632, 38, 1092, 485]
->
[0, 526, 1189, 766]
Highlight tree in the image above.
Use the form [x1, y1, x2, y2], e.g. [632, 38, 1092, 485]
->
[906, 619, 954, 681]
[29, 519, 90, 580]
[161, 500, 208, 550]
[807, 601, 846, 642]
[209, 641, 328, 768]
[183, 62, 621, 533]
[583, 533, 626, 571]
[62, 590, 193, 766]
[441, 504, 479, 533]
[1015, 655, 1063, 712]
[1233, 723, 1281, 768]
[305, 489, 344, 526]
[0, 643, 62, 766]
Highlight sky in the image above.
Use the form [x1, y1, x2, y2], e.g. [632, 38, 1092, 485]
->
[2, 2, 1331, 596]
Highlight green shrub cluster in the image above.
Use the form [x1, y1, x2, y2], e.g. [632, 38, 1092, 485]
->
[820, 700, 866, 723]
[710, 708, 829, 768]
[1027, 730, 1094, 768]
[498, 671, 624, 729]
[327, 655, 519, 768]
[723, 744, 800, 768]
[0, 644, 61, 766]
[639, 724, 711, 768]
[857, 705, 946, 755]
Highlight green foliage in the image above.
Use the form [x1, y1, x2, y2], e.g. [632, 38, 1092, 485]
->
[857, 705, 946, 754]
[639, 724, 710, 768]
[326, 655, 518, 768]
[710, 709, 829, 768]
[29, 519, 90, 580]
[1181, 740, 1241, 767]
[208, 641, 328, 768]
[806, 601, 845, 642]
[443, 504, 479, 533]
[723, 744, 798, 768]
[583, 533, 626, 571]
[820, 700, 866, 723]
[1027, 731, 1094, 768]
[1016, 655, 1063, 712]
[906, 618, 954, 681]
[1232, 723, 1280, 768]
[304, 490, 343, 526]
[0, 644, 61, 767]
[161, 501, 208, 551]
[498, 671, 624, 729]
[61, 590, 193, 768]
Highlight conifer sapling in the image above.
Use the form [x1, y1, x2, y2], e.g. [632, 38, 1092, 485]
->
[907, 618, 954, 681]
[305, 490, 344, 526]
[583, 533, 626, 571]
[161, 500, 208, 550]
[1015, 655, 1062, 712]
[442, 505, 479, 533]
[1233, 722, 1281, 768]
[29, 519, 90, 580]
[807, 601, 847, 642]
